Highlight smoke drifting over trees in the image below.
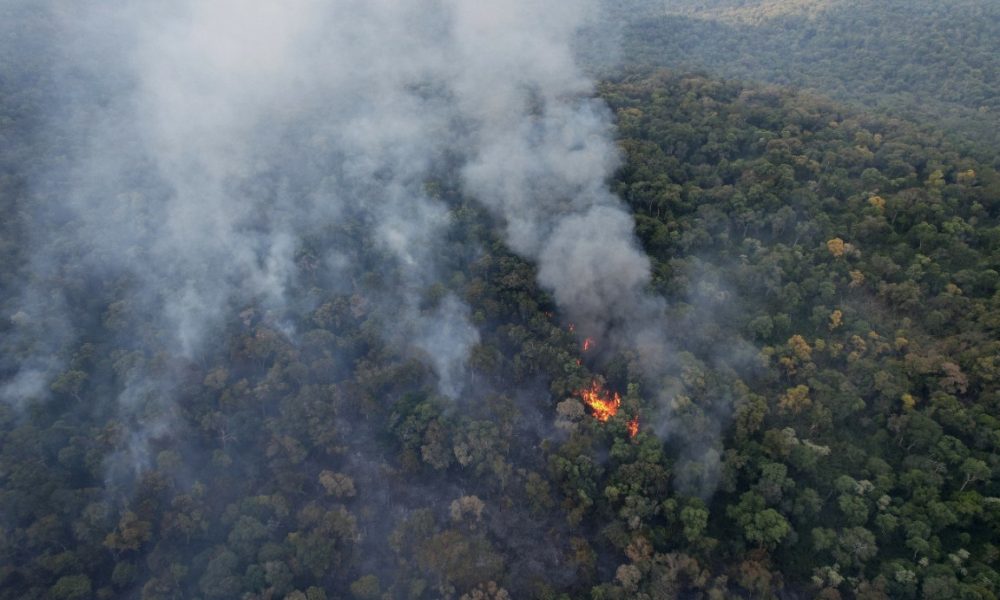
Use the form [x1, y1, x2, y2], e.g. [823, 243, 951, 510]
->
[1, 0, 717, 595]
[5, 0, 703, 474]
[6, 1, 998, 598]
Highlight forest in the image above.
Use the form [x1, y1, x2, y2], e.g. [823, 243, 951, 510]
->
[1, 1, 999, 599]
[603, 0, 1000, 162]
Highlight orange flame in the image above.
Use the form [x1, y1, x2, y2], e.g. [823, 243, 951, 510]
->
[627, 415, 639, 438]
[576, 381, 639, 439]
[582, 337, 594, 352]
[578, 380, 621, 422]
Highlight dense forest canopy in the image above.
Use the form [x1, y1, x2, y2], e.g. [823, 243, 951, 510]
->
[594, 0, 1000, 163]
[1, 1, 999, 599]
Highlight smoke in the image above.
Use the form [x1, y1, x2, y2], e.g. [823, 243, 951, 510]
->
[451, 2, 726, 494]
[1, 0, 488, 470]
[445, 1, 674, 368]
[1, 0, 728, 497]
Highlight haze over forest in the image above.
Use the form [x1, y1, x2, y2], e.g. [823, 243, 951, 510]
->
[1, 1, 999, 599]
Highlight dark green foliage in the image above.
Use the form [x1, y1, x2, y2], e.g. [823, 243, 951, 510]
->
[611, 0, 1000, 162]
[2, 14, 1000, 597]
[594, 69, 1000, 598]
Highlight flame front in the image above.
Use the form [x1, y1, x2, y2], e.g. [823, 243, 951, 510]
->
[579, 380, 621, 422]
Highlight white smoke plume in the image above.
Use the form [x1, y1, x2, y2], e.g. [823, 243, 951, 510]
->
[2, 0, 719, 491]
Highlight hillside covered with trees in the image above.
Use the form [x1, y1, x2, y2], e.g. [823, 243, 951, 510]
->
[603, 0, 1000, 161]
[2, 2, 1000, 599]
[3, 64, 1000, 598]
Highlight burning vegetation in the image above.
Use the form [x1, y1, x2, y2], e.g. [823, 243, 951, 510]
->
[576, 379, 639, 439]
[627, 415, 640, 438]
[578, 380, 621, 422]
[573, 333, 639, 438]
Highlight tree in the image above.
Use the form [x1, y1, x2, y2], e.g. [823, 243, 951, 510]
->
[50, 575, 92, 600]
[50, 370, 87, 402]
[679, 501, 709, 543]
[450, 495, 485, 526]
[417, 530, 504, 594]
[728, 492, 791, 549]
[227, 515, 269, 560]
[459, 581, 511, 600]
[350, 575, 381, 600]
[287, 503, 358, 578]
[104, 511, 152, 554]
[318, 471, 356, 498]
[838, 494, 870, 526]
[748, 509, 792, 549]
[778, 385, 812, 415]
[958, 458, 990, 491]
[198, 549, 242, 599]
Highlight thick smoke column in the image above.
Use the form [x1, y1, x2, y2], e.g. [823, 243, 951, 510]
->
[447, 3, 670, 366]
[449, 2, 722, 494]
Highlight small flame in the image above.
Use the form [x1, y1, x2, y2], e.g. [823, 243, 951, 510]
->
[627, 415, 639, 438]
[582, 337, 594, 352]
[568, 323, 576, 333]
[578, 380, 621, 422]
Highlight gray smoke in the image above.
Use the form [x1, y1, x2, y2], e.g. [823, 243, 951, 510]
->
[3, 0, 722, 493]
[4, 0, 488, 470]
[449, 1, 727, 495]
[444, 3, 670, 362]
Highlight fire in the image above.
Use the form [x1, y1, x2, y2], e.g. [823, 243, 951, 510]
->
[627, 415, 640, 438]
[578, 380, 621, 422]
[576, 380, 639, 439]
[582, 337, 594, 352]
